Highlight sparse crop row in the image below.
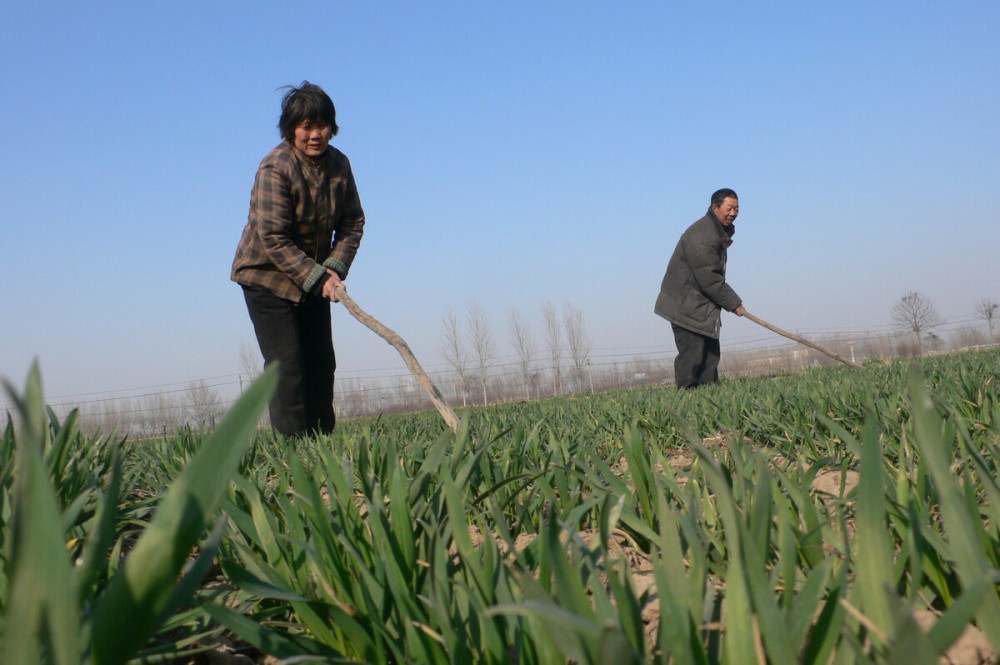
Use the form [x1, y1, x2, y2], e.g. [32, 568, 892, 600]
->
[2, 350, 999, 663]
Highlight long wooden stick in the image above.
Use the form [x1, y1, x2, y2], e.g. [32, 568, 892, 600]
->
[742, 311, 863, 369]
[334, 286, 459, 431]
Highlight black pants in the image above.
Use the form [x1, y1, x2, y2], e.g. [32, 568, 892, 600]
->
[243, 286, 336, 437]
[671, 323, 721, 389]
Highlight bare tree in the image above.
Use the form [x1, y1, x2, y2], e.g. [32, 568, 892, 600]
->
[563, 303, 593, 393]
[890, 291, 942, 356]
[185, 380, 224, 429]
[541, 302, 563, 396]
[466, 302, 496, 405]
[975, 298, 999, 343]
[441, 309, 470, 406]
[80, 397, 130, 436]
[508, 308, 536, 400]
[142, 390, 181, 436]
[239, 339, 263, 391]
[334, 377, 363, 419]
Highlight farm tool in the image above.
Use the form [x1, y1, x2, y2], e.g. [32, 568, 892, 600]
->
[334, 285, 459, 431]
[743, 310, 864, 369]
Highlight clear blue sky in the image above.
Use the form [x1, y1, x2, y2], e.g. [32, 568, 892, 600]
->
[2, 2, 998, 408]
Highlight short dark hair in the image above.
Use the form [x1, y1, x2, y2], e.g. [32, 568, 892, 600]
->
[708, 188, 738, 214]
[277, 81, 338, 141]
[711, 188, 738, 207]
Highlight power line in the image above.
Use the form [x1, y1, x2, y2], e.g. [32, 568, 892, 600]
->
[26, 374, 243, 401]
[2, 312, 992, 415]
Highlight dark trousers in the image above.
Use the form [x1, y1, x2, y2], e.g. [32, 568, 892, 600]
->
[671, 323, 721, 389]
[242, 286, 336, 437]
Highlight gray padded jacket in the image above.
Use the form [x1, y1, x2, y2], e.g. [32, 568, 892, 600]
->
[653, 212, 742, 338]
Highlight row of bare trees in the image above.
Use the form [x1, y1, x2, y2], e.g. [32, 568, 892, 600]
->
[891, 292, 998, 355]
[23, 295, 996, 436]
[441, 301, 592, 406]
[62, 379, 227, 437]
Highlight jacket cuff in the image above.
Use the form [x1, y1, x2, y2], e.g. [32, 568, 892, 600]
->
[303, 263, 328, 293]
[322, 256, 349, 280]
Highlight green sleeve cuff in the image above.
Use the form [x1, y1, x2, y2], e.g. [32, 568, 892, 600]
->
[303, 263, 328, 293]
[322, 256, 349, 280]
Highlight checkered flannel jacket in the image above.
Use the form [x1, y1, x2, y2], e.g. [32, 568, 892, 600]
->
[231, 141, 365, 302]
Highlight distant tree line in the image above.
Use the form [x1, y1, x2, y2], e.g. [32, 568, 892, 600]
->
[891, 291, 998, 357]
[439, 301, 593, 407]
[14, 294, 996, 436]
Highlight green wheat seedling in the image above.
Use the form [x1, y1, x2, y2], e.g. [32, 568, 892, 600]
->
[0, 361, 275, 665]
[3, 349, 998, 663]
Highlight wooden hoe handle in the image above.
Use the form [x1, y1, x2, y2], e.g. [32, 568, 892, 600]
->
[334, 286, 459, 432]
[742, 311, 863, 369]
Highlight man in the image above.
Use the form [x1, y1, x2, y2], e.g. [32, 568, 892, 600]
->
[654, 188, 746, 388]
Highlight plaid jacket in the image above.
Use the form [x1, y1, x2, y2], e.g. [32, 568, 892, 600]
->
[231, 141, 365, 302]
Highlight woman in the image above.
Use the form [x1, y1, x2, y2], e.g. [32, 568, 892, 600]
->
[232, 82, 365, 437]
